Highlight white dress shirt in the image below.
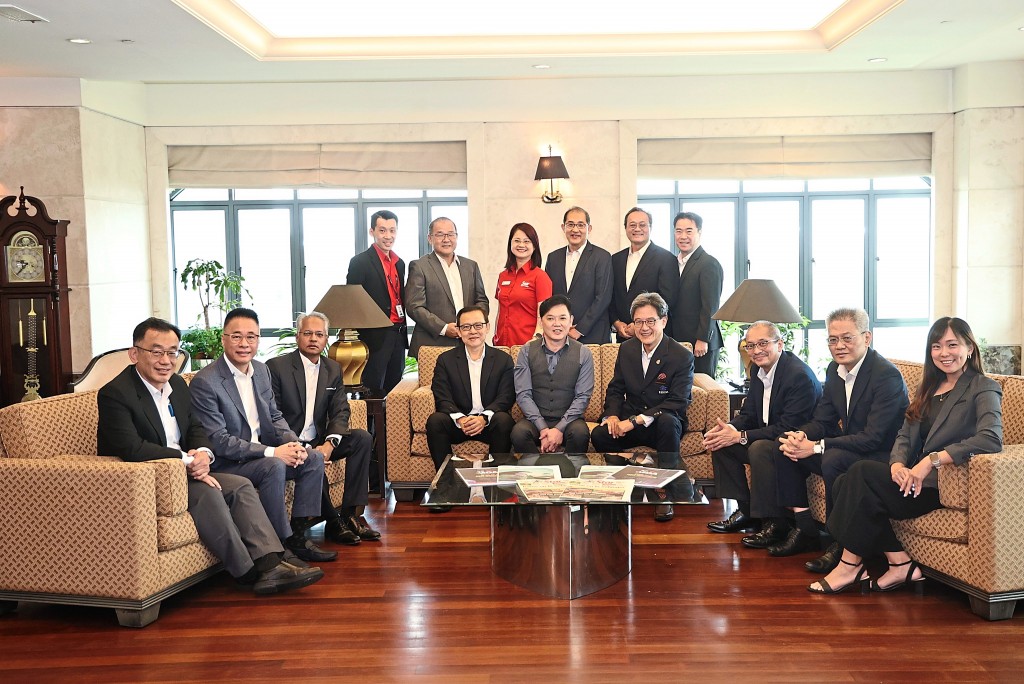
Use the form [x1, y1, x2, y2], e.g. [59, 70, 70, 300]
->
[298, 353, 320, 442]
[757, 359, 780, 425]
[677, 252, 692, 276]
[624, 240, 651, 289]
[226, 359, 274, 457]
[449, 348, 493, 424]
[836, 353, 868, 412]
[565, 241, 587, 289]
[136, 370, 212, 465]
[436, 253, 464, 338]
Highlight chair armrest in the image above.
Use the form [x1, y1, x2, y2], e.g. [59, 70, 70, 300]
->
[963, 446, 1024, 588]
[385, 379, 419, 480]
[349, 399, 367, 431]
[692, 373, 728, 433]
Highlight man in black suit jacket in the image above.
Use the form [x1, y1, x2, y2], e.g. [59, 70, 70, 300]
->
[591, 292, 693, 521]
[544, 206, 613, 344]
[425, 305, 515, 473]
[346, 209, 407, 393]
[97, 318, 323, 595]
[772, 308, 908, 569]
[267, 312, 379, 547]
[703, 322, 822, 538]
[669, 212, 725, 376]
[609, 207, 678, 343]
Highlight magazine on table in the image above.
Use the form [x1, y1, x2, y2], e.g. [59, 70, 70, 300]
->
[514, 479, 570, 501]
[495, 465, 562, 482]
[557, 478, 633, 502]
[456, 468, 504, 487]
[611, 465, 684, 489]
[577, 465, 624, 480]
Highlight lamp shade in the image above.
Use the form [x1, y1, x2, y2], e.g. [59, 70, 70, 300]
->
[311, 285, 393, 329]
[534, 155, 569, 181]
[712, 279, 802, 324]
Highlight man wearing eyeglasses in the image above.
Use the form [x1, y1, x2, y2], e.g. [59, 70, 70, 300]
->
[591, 292, 693, 522]
[544, 206, 613, 345]
[191, 308, 337, 565]
[267, 312, 379, 547]
[424, 305, 515, 479]
[772, 307, 908, 572]
[406, 217, 489, 359]
[97, 318, 324, 595]
[511, 295, 594, 455]
[609, 207, 678, 343]
[703, 321, 821, 540]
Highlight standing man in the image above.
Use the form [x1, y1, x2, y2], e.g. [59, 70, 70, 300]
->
[190, 307, 337, 564]
[773, 307, 908, 572]
[425, 305, 516, 472]
[609, 207, 678, 343]
[510, 295, 594, 455]
[347, 209, 407, 394]
[98, 317, 324, 595]
[670, 211, 725, 376]
[703, 321, 821, 538]
[267, 312, 381, 547]
[591, 292, 694, 521]
[544, 206, 613, 344]
[406, 216, 489, 359]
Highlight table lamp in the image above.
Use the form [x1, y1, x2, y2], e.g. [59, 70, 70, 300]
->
[310, 285, 393, 387]
[712, 279, 802, 384]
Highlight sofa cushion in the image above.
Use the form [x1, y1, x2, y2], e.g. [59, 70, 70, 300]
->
[157, 512, 201, 552]
[892, 507, 968, 542]
[0, 390, 99, 460]
[999, 375, 1024, 446]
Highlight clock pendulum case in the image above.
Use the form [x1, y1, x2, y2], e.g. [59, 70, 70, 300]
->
[0, 188, 73, 406]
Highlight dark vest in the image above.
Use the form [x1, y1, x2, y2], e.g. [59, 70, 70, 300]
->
[526, 338, 582, 422]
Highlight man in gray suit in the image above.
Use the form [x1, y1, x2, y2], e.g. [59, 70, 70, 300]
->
[190, 307, 337, 564]
[544, 206, 613, 344]
[406, 216, 489, 358]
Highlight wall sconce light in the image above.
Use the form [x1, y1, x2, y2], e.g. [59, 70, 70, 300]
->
[534, 145, 569, 204]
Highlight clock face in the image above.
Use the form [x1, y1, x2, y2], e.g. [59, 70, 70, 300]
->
[6, 231, 45, 283]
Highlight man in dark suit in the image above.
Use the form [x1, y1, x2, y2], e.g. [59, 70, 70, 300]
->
[703, 321, 821, 538]
[346, 209, 407, 393]
[406, 216, 489, 358]
[98, 317, 323, 594]
[267, 312, 380, 547]
[190, 307, 337, 564]
[591, 292, 694, 521]
[609, 207, 678, 343]
[425, 305, 515, 475]
[772, 307, 908, 571]
[544, 206, 613, 345]
[669, 211, 725, 376]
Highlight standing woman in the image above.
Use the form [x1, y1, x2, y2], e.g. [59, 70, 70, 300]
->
[809, 317, 1002, 595]
[492, 223, 552, 346]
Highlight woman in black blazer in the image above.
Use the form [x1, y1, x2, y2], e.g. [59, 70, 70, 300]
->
[809, 317, 1003, 595]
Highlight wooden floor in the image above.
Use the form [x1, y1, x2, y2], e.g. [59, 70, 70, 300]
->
[3, 495, 1024, 683]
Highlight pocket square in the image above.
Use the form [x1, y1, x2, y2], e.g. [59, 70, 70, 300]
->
[656, 372, 667, 382]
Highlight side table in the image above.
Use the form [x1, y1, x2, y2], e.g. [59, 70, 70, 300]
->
[347, 386, 388, 498]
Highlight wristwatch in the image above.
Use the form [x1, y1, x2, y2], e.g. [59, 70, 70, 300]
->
[929, 451, 942, 469]
[813, 439, 825, 455]
[328, 436, 340, 448]
[738, 431, 748, 445]
[631, 415, 642, 427]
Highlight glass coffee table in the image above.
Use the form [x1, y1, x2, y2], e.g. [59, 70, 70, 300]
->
[422, 452, 708, 599]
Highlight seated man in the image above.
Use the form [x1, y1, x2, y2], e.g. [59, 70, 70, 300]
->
[97, 317, 323, 595]
[267, 311, 380, 547]
[591, 292, 693, 522]
[190, 307, 337, 564]
[773, 307, 908, 573]
[703, 321, 821, 535]
[426, 306, 515, 501]
[510, 295, 594, 455]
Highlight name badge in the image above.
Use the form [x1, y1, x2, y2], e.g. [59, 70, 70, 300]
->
[501, 280, 512, 286]
[395, 304, 405, 318]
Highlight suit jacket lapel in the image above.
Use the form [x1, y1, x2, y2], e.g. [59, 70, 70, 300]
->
[480, 346, 496, 405]
[457, 258, 476, 307]
[289, 351, 307, 417]
[426, 254, 456, 307]
[218, 360, 250, 427]
[680, 246, 703, 280]
[642, 341, 665, 386]
[569, 244, 593, 295]
[926, 372, 973, 447]
[847, 349, 875, 417]
[131, 370, 167, 445]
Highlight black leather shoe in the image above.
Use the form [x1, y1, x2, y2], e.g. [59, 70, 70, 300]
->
[285, 535, 339, 562]
[707, 510, 758, 534]
[325, 519, 361, 546]
[654, 504, 674, 522]
[805, 541, 843, 573]
[429, 505, 453, 514]
[253, 561, 324, 595]
[768, 528, 819, 557]
[742, 520, 788, 549]
[345, 515, 382, 541]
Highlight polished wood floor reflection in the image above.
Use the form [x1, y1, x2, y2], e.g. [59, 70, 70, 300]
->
[3, 496, 1024, 683]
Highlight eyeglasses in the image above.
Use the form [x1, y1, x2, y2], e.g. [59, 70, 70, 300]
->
[458, 322, 487, 332]
[564, 222, 588, 230]
[632, 318, 661, 329]
[827, 333, 864, 347]
[134, 345, 180, 360]
[223, 333, 260, 345]
[627, 222, 649, 230]
[742, 338, 780, 352]
[511, 239, 533, 246]
[432, 232, 457, 240]
[299, 330, 327, 339]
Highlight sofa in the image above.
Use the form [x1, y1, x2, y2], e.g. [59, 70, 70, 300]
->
[806, 359, 1024, 620]
[0, 381, 364, 627]
[385, 343, 729, 497]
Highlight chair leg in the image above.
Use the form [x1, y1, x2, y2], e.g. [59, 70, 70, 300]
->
[393, 488, 416, 502]
[115, 604, 161, 628]
[969, 596, 1017, 621]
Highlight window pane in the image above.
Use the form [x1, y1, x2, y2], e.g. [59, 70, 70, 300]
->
[173, 209, 228, 328]
[366, 205, 422, 261]
[426, 189, 468, 198]
[431, 204, 470, 258]
[362, 188, 423, 199]
[872, 325, 930, 362]
[681, 200, 736, 302]
[233, 188, 295, 201]
[743, 180, 804, 193]
[637, 201, 673, 251]
[807, 179, 869, 192]
[876, 197, 930, 319]
[237, 208, 293, 329]
[636, 178, 675, 195]
[172, 188, 228, 202]
[746, 200, 801, 313]
[811, 198, 865, 318]
[678, 180, 739, 195]
[873, 177, 931, 190]
[303, 207, 356, 313]
[297, 188, 359, 200]
[805, 328, 833, 378]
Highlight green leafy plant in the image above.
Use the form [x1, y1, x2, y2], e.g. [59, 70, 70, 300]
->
[179, 258, 249, 329]
[180, 326, 223, 364]
[716, 314, 812, 380]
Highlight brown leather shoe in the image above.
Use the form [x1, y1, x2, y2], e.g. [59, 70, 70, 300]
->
[253, 561, 324, 595]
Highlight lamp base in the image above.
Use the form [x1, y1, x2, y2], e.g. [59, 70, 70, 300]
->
[541, 191, 563, 204]
[328, 333, 369, 386]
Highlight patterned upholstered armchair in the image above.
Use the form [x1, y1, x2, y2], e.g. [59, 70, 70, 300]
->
[0, 384, 364, 627]
[385, 343, 728, 498]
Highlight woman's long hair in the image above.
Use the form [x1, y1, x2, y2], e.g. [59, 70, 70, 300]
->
[906, 316, 985, 421]
[503, 223, 542, 271]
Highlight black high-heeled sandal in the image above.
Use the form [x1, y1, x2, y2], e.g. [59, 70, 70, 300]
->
[807, 558, 869, 595]
[870, 560, 925, 593]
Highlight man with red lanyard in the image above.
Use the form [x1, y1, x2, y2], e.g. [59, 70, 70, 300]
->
[346, 209, 408, 394]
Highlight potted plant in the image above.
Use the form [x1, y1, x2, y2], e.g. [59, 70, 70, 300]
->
[178, 258, 249, 369]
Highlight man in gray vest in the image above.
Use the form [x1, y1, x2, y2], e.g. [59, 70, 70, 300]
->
[510, 295, 594, 454]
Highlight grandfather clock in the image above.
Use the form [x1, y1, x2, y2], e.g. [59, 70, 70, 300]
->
[0, 188, 73, 406]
